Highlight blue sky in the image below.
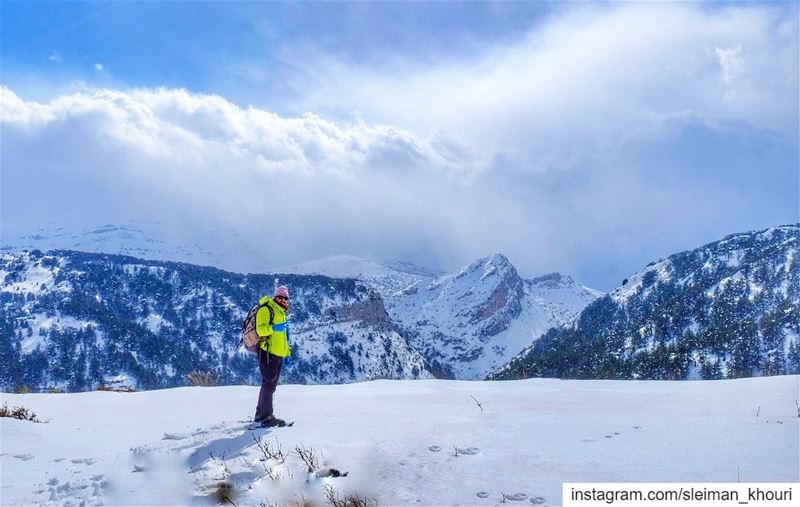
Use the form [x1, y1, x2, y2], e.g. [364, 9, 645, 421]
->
[1, 1, 798, 290]
[2, 1, 554, 111]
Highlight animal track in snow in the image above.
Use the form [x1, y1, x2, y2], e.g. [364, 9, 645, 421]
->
[476, 491, 490, 499]
[70, 458, 95, 465]
[530, 496, 546, 504]
[428, 445, 442, 452]
[503, 492, 528, 501]
[13, 453, 34, 461]
[455, 446, 480, 455]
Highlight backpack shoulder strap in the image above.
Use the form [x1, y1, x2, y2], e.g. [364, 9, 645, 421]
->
[265, 302, 275, 325]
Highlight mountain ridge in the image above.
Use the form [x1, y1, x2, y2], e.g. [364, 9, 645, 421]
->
[491, 224, 800, 380]
[0, 249, 432, 390]
[0, 248, 598, 389]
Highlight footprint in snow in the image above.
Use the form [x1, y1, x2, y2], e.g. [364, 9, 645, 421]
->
[13, 453, 35, 461]
[456, 447, 480, 455]
[428, 445, 442, 452]
[503, 493, 528, 501]
[476, 491, 490, 499]
[604, 435, 613, 439]
[71, 458, 96, 465]
[529, 496, 546, 504]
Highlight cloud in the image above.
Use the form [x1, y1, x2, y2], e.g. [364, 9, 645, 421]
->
[1, 3, 797, 289]
[0, 86, 487, 270]
[716, 44, 744, 84]
[94, 63, 104, 71]
[716, 43, 743, 99]
[283, 3, 797, 162]
[48, 51, 61, 63]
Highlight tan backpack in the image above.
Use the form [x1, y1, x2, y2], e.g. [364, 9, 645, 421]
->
[240, 301, 274, 354]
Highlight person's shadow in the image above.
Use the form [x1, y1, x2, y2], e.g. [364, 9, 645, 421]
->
[187, 426, 272, 473]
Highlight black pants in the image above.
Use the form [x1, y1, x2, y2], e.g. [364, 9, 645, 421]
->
[255, 350, 283, 421]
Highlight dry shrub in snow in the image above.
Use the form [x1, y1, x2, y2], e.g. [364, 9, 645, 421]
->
[0, 403, 39, 422]
[294, 444, 321, 471]
[96, 386, 136, 393]
[325, 484, 375, 507]
[253, 434, 286, 462]
[186, 371, 215, 387]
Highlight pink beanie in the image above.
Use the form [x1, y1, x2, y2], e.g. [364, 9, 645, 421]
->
[274, 285, 289, 298]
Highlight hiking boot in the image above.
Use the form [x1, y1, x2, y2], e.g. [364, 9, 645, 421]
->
[259, 415, 287, 427]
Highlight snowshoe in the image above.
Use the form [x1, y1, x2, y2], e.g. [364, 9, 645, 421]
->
[248, 416, 294, 430]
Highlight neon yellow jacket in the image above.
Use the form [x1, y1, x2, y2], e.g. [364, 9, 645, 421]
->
[255, 296, 291, 357]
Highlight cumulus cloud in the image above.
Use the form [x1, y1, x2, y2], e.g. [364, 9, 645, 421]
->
[94, 63, 104, 71]
[0, 86, 488, 273]
[1, 2, 797, 289]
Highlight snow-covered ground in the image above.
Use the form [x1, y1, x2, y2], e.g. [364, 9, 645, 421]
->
[2, 376, 798, 506]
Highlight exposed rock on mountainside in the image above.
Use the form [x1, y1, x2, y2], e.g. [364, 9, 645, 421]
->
[384, 254, 600, 379]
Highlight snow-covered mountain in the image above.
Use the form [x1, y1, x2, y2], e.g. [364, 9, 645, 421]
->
[0, 250, 431, 391]
[383, 254, 600, 379]
[492, 225, 800, 380]
[0, 248, 599, 390]
[3, 376, 797, 506]
[277, 253, 601, 379]
[1, 222, 270, 274]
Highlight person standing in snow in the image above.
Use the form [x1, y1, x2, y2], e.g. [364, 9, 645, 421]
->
[253, 285, 292, 427]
